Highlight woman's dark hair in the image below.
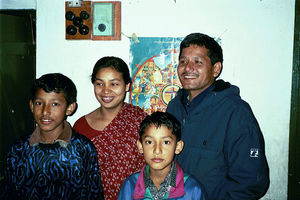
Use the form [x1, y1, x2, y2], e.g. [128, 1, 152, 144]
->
[91, 56, 131, 85]
[139, 111, 181, 142]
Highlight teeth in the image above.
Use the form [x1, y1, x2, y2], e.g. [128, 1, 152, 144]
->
[102, 97, 113, 100]
[102, 97, 114, 103]
[184, 75, 196, 78]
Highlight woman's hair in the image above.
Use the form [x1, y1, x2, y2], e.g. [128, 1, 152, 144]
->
[91, 56, 131, 85]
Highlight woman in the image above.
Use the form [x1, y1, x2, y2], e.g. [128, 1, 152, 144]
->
[73, 56, 147, 200]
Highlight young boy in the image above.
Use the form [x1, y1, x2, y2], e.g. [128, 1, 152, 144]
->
[1, 73, 104, 199]
[118, 111, 207, 199]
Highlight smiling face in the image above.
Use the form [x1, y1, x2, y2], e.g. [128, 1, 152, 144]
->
[93, 66, 130, 111]
[30, 89, 75, 136]
[137, 124, 184, 176]
[177, 44, 222, 101]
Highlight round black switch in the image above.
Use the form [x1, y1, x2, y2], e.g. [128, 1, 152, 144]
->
[80, 11, 89, 20]
[79, 25, 89, 35]
[98, 23, 106, 32]
[65, 11, 75, 21]
[73, 17, 83, 27]
[66, 25, 77, 35]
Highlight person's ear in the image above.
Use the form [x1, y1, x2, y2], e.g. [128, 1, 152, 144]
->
[66, 102, 76, 116]
[175, 140, 184, 155]
[29, 100, 34, 113]
[213, 62, 222, 78]
[125, 83, 130, 92]
[137, 140, 144, 154]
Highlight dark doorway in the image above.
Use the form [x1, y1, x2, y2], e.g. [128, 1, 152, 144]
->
[288, 1, 300, 199]
[0, 10, 36, 179]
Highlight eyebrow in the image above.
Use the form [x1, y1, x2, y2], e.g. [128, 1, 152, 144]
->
[180, 56, 203, 59]
[33, 97, 65, 102]
[143, 135, 174, 140]
[95, 78, 122, 82]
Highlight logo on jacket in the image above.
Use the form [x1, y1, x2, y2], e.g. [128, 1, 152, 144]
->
[250, 148, 259, 157]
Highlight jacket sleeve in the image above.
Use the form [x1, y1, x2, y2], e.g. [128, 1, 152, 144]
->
[85, 141, 105, 200]
[1, 139, 26, 199]
[117, 176, 136, 200]
[1, 150, 15, 199]
[213, 104, 270, 199]
[185, 176, 208, 200]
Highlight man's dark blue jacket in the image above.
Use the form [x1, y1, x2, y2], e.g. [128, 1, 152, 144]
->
[166, 80, 269, 200]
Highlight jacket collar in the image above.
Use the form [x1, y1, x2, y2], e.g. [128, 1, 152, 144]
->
[133, 162, 185, 199]
[29, 121, 72, 148]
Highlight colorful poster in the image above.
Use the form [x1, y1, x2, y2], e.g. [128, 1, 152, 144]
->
[129, 37, 183, 114]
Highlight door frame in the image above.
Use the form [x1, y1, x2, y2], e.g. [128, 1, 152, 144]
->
[288, 0, 300, 199]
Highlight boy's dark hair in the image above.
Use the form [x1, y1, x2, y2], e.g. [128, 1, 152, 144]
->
[139, 111, 181, 142]
[30, 73, 77, 106]
[179, 32, 223, 66]
[91, 56, 131, 85]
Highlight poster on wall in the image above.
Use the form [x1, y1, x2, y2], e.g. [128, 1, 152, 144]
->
[129, 37, 183, 114]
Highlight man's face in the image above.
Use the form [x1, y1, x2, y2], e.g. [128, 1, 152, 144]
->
[30, 89, 75, 136]
[177, 44, 221, 101]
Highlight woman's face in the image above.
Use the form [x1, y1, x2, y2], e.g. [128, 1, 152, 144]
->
[93, 67, 130, 111]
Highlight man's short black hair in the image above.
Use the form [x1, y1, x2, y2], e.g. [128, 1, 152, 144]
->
[139, 111, 181, 142]
[30, 73, 77, 106]
[179, 32, 223, 66]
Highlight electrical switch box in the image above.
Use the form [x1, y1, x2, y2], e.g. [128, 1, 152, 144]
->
[65, 1, 121, 40]
[92, 1, 121, 40]
[93, 3, 113, 36]
[65, 1, 92, 40]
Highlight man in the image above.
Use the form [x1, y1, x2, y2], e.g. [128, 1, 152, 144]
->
[166, 33, 269, 199]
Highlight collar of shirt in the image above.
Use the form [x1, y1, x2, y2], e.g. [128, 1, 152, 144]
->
[183, 82, 215, 109]
[29, 121, 72, 148]
[143, 162, 177, 199]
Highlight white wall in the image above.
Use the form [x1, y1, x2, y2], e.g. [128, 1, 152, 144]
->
[1, 0, 36, 9]
[2, 0, 295, 199]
